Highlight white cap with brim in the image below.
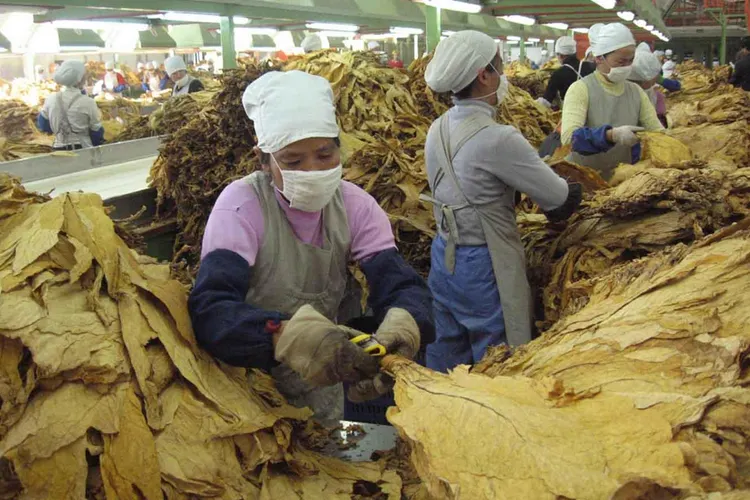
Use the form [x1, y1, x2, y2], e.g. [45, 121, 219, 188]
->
[555, 36, 577, 56]
[630, 45, 663, 82]
[588, 23, 636, 57]
[54, 60, 85, 87]
[425, 30, 497, 94]
[164, 56, 187, 77]
[242, 70, 340, 154]
[105, 61, 114, 70]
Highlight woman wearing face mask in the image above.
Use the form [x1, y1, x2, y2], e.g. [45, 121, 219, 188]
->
[629, 43, 681, 128]
[421, 31, 582, 373]
[164, 56, 204, 98]
[561, 23, 664, 181]
[189, 71, 434, 421]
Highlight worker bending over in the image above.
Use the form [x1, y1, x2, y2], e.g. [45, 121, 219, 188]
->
[629, 43, 682, 127]
[103, 61, 128, 94]
[164, 56, 204, 97]
[188, 71, 433, 420]
[422, 31, 582, 372]
[36, 61, 104, 151]
[561, 23, 663, 181]
[662, 49, 677, 78]
[537, 36, 595, 109]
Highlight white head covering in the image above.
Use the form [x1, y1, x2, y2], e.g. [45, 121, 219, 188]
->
[555, 36, 577, 56]
[54, 60, 86, 87]
[146, 62, 154, 70]
[654, 50, 665, 58]
[152, 60, 160, 69]
[367, 41, 381, 51]
[425, 30, 497, 93]
[137, 62, 145, 71]
[243, 70, 339, 154]
[588, 23, 636, 57]
[164, 56, 187, 77]
[301, 34, 322, 53]
[105, 61, 115, 71]
[665, 49, 673, 57]
[630, 43, 662, 82]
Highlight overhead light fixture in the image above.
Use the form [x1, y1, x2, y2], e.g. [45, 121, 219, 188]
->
[634, 19, 647, 28]
[506, 40, 519, 45]
[317, 30, 355, 38]
[390, 26, 423, 35]
[645, 24, 654, 31]
[544, 39, 555, 43]
[500, 15, 536, 26]
[589, 0, 616, 8]
[53, 20, 149, 31]
[442, 30, 456, 36]
[148, 13, 250, 24]
[617, 11, 635, 22]
[306, 22, 358, 32]
[60, 45, 102, 51]
[544, 23, 569, 30]
[506, 35, 521, 41]
[528, 37, 540, 42]
[362, 33, 399, 40]
[419, 0, 482, 14]
[571, 27, 589, 34]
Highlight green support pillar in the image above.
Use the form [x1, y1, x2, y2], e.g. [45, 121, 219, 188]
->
[719, 12, 727, 65]
[220, 16, 237, 70]
[425, 5, 441, 54]
[519, 37, 526, 62]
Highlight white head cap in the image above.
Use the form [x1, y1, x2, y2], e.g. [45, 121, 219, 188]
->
[301, 34, 322, 53]
[541, 49, 549, 56]
[665, 49, 673, 57]
[164, 56, 187, 77]
[588, 23, 636, 57]
[137, 62, 145, 70]
[425, 30, 497, 94]
[152, 60, 160, 68]
[630, 44, 662, 82]
[654, 50, 665, 58]
[54, 60, 86, 87]
[146, 62, 154, 70]
[243, 70, 339, 154]
[367, 41, 381, 51]
[555, 36, 577, 56]
[105, 61, 115, 71]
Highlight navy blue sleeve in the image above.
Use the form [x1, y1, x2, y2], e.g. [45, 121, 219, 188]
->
[113, 84, 128, 93]
[660, 78, 681, 92]
[141, 83, 149, 92]
[631, 143, 641, 164]
[160, 76, 170, 90]
[90, 127, 105, 146]
[361, 248, 435, 346]
[189, 79, 204, 92]
[188, 249, 289, 371]
[36, 114, 52, 134]
[571, 125, 613, 156]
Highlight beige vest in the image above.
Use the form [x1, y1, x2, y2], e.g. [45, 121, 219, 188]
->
[243, 172, 350, 421]
[569, 73, 642, 180]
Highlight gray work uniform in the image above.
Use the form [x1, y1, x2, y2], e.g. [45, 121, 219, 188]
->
[568, 74, 642, 180]
[40, 88, 103, 149]
[243, 172, 350, 421]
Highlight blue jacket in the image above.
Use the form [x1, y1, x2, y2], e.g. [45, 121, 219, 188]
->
[572, 126, 641, 164]
[36, 113, 105, 146]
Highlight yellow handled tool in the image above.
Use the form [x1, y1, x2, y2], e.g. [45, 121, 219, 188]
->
[349, 333, 387, 357]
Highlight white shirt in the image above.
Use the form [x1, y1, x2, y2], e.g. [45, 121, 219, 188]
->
[662, 60, 676, 78]
[40, 87, 103, 148]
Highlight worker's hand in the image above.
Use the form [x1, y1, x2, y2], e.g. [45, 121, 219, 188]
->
[544, 183, 583, 223]
[610, 126, 644, 147]
[274, 305, 379, 387]
[347, 372, 394, 403]
[536, 97, 552, 109]
[374, 308, 420, 359]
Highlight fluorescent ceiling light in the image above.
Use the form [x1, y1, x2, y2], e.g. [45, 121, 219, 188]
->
[442, 30, 456, 36]
[500, 15, 535, 26]
[506, 40, 518, 45]
[306, 22, 358, 32]
[634, 19, 647, 28]
[589, 0, 616, 8]
[524, 41, 534, 45]
[617, 11, 635, 22]
[390, 26, 423, 35]
[544, 39, 555, 43]
[148, 13, 250, 24]
[645, 24, 654, 31]
[571, 28, 589, 34]
[420, 0, 482, 14]
[528, 37, 540, 42]
[317, 30, 354, 38]
[544, 23, 568, 30]
[506, 35, 521, 41]
[60, 45, 102, 51]
[53, 20, 149, 31]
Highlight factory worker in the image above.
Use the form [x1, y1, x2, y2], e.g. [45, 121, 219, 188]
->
[730, 37, 750, 91]
[629, 43, 682, 127]
[189, 70, 434, 420]
[146, 61, 169, 92]
[537, 36, 595, 108]
[164, 56, 204, 97]
[34, 65, 46, 83]
[301, 34, 323, 53]
[561, 23, 663, 180]
[422, 31, 582, 372]
[662, 49, 677, 78]
[36, 61, 105, 151]
[103, 61, 128, 94]
[136, 62, 146, 77]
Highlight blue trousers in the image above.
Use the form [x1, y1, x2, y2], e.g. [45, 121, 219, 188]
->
[426, 236, 506, 373]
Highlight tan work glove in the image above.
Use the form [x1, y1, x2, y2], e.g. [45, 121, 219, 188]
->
[275, 305, 379, 387]
[347, 308, 420, 403]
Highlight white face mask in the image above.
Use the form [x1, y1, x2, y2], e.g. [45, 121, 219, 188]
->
[272, 155, 342, 212]
[605, 64, 633, 83]
[471, 64, 508, 105]
[175, 75, 190, 88]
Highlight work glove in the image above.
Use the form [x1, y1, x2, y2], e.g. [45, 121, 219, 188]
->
[536, 97, 552, 109]
[610, 125, 644, 147]
[544, 183, 583, 223]
[275, 305, 380, 388]
[347, 308, 420, 403]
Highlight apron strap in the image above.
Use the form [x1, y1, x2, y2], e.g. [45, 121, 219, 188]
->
[564, 63, 582, 81]
[56, 92, 83, 146]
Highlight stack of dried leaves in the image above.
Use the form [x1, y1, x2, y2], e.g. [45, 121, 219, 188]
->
[0, 100, 53, 161]
[505, 59, 554, 98]
[498, 84, 558, 147]
[0, 173, 401, 498]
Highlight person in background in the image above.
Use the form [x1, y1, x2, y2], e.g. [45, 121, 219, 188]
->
[103, 61, 128, 94]
[662, 49, 677, 78]
[34, 65, 46, 83]
[421, 31, 582, 372]
[36, 61, 105, 151]
[730, 37, 750, 91]
[164, 56, 204, 97]
[537, 36, 595, 109]
[629, 44, 676, 127]
[387, 50, 404, 69]
[146, 61, 170, 92]
[188, 70, 433, 420]
[561, 23, 663, 181]
[654, 50, 665, 64]
[136, 62, 146, 80]
[301, 33, 323, 53]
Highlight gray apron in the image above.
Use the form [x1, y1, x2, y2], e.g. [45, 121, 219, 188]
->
[568, 73, 642, 180]
[172, 76, 197, 97]
[54, 92, 84, 148]
[421, 113, 533, 347]
[243, 172, 350, 421]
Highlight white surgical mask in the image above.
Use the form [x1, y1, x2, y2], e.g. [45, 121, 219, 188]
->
[605, 64, 632, 83]
[176, 75, 190, 88]
[471, 64, 508, 105]
[272, 155, 342, 212]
